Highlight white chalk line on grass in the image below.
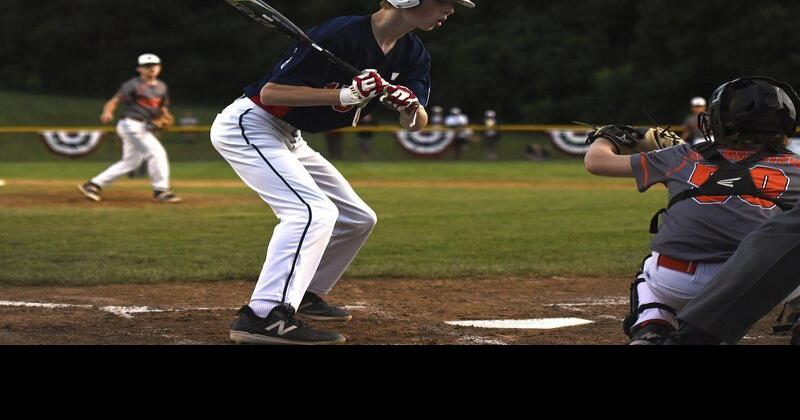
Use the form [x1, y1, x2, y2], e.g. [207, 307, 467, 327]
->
[0, 300, 238, 319]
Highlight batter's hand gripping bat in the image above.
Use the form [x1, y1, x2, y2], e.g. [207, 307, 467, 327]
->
[224, 0, 416, 127]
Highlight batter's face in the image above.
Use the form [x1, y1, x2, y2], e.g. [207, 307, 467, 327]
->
[137, 64, 162, 80]
[403, 0, 456, 31]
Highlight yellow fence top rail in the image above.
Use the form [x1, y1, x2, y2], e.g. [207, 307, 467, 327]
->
[0, 124, 692, 134]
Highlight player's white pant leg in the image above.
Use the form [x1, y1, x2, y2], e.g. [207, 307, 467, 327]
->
[210, 99, 339, 311]
[635, 252, 726, 329]
[137, 130, 171, 191]
[91, 119, 146, 187]
[294, 144, 377, 295]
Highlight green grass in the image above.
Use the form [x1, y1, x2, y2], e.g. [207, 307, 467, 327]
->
[0, 161, 666, 286]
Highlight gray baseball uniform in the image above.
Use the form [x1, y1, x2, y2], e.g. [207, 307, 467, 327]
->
[631, 144, 800, 262]
[625, 144, 800, 331]
[117, 77, 170, 122]
[91, 77, 173, 191]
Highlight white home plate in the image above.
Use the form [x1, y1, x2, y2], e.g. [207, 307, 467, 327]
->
[0, 179, 5, 187]
[446, 318, 594, 330]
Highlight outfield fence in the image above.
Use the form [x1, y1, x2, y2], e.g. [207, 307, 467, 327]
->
[0, 124, 690, 163]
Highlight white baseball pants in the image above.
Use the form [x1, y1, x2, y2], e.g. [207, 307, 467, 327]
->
[91, 118, 171, 191]
[634, 251, 800, 329]
[210, 98, 377, 312]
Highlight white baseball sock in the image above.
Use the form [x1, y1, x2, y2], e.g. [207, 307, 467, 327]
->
[249, 299, 280, 318]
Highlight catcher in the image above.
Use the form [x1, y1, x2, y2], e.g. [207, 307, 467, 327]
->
[79, 53, 181, 203]
[584, 77, 800, 345]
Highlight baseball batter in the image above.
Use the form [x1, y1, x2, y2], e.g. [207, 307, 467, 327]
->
[79, 53, 181, 203]
[212, 0, 476, 345]
[584, 77, 800, 345]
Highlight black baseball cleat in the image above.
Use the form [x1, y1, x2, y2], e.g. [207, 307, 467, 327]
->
[663, 323, 722, 345]
[297, 292, 353, 322]
[627, 321, 675, 345]
[78, 182, 102, 202]
[229, 304, 346, 345]
[152, 189, 182, 203]
[790, 313, 800, 346]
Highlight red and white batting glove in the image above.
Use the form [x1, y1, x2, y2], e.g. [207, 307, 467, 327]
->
[380, 85, 420, 115]
[340, 69, 388, 106]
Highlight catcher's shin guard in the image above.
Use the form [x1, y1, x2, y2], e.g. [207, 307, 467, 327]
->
[623, 256, 678, 337]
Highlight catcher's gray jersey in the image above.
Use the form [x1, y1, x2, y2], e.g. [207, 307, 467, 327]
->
[630, 144, 800, 262]
[117, 77, 169, 122]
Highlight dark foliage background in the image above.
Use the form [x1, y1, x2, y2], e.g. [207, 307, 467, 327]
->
[3, 0, 799, 123]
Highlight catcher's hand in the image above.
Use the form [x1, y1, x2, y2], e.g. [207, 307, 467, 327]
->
[586, 125, 684, 154]
[150, 113, 175, 130]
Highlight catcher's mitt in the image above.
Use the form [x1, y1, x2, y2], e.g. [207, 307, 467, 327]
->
[586, 125, 684, 154]
[150, 113, 175, 130]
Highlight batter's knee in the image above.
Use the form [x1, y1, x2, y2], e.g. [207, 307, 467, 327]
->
[309, 200, 340, 229]
[355, 205, 378, 233]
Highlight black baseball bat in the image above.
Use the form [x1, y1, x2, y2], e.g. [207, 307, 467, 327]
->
[224, 0, 361, 78]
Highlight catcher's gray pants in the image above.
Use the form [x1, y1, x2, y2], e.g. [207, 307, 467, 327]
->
[678, 204, 800, 343]
[210, 98, 377, 312]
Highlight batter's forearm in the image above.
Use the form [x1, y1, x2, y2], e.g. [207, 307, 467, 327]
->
[261, 83, 342, 107]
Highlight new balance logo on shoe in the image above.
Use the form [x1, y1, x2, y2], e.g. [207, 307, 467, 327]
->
[266, 321, 298, 336]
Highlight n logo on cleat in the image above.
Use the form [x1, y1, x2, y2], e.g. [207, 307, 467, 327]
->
[266, 321, 298, 336]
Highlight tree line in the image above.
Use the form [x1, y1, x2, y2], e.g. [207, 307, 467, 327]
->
[2, 0, 799, 123]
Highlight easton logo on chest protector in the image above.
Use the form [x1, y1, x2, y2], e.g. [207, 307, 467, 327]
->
[650, 145, 794, 233]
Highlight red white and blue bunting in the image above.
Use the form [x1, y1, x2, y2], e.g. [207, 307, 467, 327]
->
[395, 128, 456, 157]
[548, 130, 591, 155]
[40, 131, 104, 158]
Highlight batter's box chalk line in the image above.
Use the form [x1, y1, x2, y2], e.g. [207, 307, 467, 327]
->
[0, 300, 238, 319]
[458, 335, 508, 345]
[446, 318, 594, 330]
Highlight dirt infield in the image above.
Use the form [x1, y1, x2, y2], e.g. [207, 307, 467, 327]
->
[0, 277, 790, 345]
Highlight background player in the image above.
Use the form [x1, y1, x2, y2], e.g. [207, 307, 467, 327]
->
[584, 77, 800, 344]
[681, 97, 707, 145]
[79, 53, 181, 203]
[212, 0, 476, 345]
[483, 109, 500, 160]
[445, 107, 471, 159]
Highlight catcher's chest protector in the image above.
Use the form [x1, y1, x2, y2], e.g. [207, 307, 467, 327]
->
[650, 147, 794, 234]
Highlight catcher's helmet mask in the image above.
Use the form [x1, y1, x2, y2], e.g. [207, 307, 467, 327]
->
[699, 77, 800, 145]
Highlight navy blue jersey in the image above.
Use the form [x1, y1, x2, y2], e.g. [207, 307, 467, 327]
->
[243, 15, 431, 133]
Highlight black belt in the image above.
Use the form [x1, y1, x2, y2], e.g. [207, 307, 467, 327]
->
[125, 116, 147, 123]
